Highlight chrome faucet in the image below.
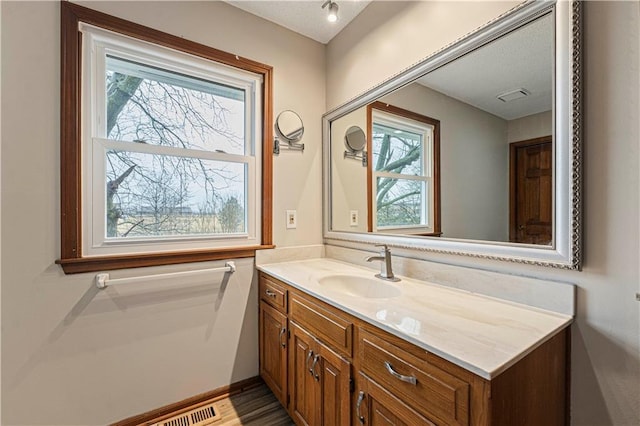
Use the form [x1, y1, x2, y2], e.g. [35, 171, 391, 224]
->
[365, 244, 400, 282]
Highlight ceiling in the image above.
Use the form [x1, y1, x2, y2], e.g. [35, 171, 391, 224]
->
[225, 1, 552, 121]
[225, 0, 371, 44]
[417, 13, 553, 121]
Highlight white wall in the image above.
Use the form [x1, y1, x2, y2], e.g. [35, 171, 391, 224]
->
[0, 1, 324, 424]
[326, 2, 640, 425]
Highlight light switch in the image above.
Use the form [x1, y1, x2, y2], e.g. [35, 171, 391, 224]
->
[286, 210, 297, 229]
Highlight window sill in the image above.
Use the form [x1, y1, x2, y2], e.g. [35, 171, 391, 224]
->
[56, 244, 275, 274]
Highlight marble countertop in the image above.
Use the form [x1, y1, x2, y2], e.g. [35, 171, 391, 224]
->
[257, 258, 572, 379]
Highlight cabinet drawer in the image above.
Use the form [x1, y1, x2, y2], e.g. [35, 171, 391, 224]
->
[259, 273, 287, 313]
[289, 293, 353, 357]
[357, 372, 436, 426]
[358, 329, 469, 426]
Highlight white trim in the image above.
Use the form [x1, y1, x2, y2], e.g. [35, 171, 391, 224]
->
[94, 138, 254, 164]
[80, 23, 263, 257]
[374, 172, 428, 181]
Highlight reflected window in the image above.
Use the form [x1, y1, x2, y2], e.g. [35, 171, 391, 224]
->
[367, 102, 440, 235]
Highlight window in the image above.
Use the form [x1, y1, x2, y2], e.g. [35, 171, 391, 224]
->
[58, 3, 273, 273]
[367, 102, 440, 235]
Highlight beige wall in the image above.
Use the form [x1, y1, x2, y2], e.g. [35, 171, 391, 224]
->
[380, 83, 508, 241]
[326, 1, 521, 110]
[330, 108, 368, 232]
[507, 110, 553, 143]
[0, 1, 324, 424]
[326, 2, 640, 425]
[330, 82, 509, 241]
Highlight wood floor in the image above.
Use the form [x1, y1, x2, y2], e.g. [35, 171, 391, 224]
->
[214, 383, 294, 425]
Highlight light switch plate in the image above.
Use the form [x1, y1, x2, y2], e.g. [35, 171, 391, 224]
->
[286, 210, 297, 229]
[350, 210, 359, 226]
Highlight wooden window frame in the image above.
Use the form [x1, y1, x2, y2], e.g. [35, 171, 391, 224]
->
[366, 101, 441, 236]
[57, 2, 273, 274]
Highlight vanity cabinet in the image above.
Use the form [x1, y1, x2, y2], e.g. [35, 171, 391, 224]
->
[258, 272, 569, 426]
[259, 273, 352, 426]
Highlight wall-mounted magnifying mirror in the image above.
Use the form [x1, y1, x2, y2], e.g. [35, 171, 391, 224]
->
[343, 125, 367, 166]
[274, 110, 304, 154]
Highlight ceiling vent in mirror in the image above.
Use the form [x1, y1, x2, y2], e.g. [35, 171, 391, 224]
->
[496, 88, 531, 102]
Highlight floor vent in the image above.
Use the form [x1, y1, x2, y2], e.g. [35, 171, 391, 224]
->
[151, 402, 221, 426]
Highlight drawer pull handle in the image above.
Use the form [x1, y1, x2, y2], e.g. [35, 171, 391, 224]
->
[306, 350, 314, 374]
[356, 390, 365, 424]
[311, 355, 321, 381]
[279, 327, 286, 348]
[265, 289, 277, 298]
[384, 361, 418, 385]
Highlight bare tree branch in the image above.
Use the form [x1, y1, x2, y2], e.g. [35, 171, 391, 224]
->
[107, 73, 143, 136]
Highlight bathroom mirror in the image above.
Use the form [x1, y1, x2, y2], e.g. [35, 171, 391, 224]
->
[323, 1, 582, 269]
[274, 109, 304, 153]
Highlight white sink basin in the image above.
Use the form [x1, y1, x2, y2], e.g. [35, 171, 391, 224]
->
[318, 275, 401, 299]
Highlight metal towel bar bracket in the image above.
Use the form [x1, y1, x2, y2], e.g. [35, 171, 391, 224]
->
[95, 261, 236, 290]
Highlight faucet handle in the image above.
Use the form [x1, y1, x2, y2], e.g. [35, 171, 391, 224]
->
[375, 244, 390, 252]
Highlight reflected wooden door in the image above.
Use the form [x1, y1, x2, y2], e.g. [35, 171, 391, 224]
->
[509, 136, 553, 245]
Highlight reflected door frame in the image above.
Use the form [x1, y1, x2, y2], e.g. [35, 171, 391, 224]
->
[509, 135, 553, 244]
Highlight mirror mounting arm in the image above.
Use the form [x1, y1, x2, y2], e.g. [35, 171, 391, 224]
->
[344, 150, 367, 166]
[274, 138, 305, 154]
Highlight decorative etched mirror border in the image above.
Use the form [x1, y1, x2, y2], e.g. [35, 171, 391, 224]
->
[322, 1, 582, 269]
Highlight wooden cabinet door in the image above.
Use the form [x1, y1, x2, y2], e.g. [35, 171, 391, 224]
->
[290, 321, 352, 426]
[355, 373, 436, 426]
[289, 322, 319, 426]
[317, 341, 351, 426]
[259, 301, 288, 407]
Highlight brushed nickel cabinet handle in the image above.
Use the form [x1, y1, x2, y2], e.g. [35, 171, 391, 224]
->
[265, 289, 277, 298]
[356, 390, 365, 424]
[306, 350, 314, 374]
[384, 361, 417, 385]
[311, 355, 320, 381]
[279, 327, 286, 348]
